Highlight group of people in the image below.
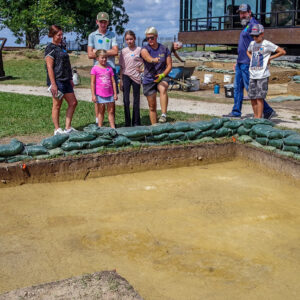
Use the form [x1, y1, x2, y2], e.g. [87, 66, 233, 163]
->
[45, 4, 286, 135]
[223, 3, 286, 119]
[45, 11, 178, 134]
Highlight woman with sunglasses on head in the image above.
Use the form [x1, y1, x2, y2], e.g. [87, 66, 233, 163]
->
[119, 30, 143, 126]
[45, 25, 78, 135]
[140, 27, 172, 124]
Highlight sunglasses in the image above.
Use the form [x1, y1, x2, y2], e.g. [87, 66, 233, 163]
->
[146, 36, 155, 41]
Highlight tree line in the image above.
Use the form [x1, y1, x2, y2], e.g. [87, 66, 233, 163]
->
[0, 0, 129, 48]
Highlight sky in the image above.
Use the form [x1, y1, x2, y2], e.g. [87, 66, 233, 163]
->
[0, 0, 180, 46]
[123, 0, 179, 38]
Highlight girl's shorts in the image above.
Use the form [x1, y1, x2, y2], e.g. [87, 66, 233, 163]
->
[96, 95, 114, 104]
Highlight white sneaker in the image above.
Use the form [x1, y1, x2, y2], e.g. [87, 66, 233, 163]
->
[64, 127, 77, 134]
[54, 128, 64, 135]
[96, 117, 98, 124]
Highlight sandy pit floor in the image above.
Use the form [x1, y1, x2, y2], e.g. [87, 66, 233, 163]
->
[0, 159, 300, 300]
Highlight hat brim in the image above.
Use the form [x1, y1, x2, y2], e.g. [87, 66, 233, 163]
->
[98, 18, 109, 21]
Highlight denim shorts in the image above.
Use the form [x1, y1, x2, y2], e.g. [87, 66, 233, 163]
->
[96, 95, 114, 104]
[54, 80, 74, 94]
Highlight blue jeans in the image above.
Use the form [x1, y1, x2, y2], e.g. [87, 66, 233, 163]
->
[232, 63, 273, 117]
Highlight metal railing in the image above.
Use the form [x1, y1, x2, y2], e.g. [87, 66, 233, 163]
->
[180, 10, 300, 32]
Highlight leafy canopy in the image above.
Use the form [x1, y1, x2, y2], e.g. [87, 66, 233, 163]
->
[0, 0, 129, 47]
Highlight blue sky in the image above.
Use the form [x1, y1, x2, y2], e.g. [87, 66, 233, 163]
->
[123, 0, 179, 37]
[0, 0, 180, 46]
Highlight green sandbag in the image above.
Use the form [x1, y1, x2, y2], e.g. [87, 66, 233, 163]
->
[68, 132, 96, 142]
[113, 136, 131, 147]
[131, 141, 142, 147]
[80, 147, 104, 154]
[293, 154, 300, 161]
[84, 124, 117, 138]
[190, 121, 213, 131]
[95, 127, 118, 138]
[256, 137, 269, 145]
[275, 149, 295, 158]
[249, 130, 257, 139]
[172, 122, 192, 132]
[262, 146, 276, 152]
[250, 141, 264, 148]
[224, 120, 243, 129]
[64, 150, 82, 156]
[251, 124, 274, 138]
[283, 135, 300, 146]
[283, 145, 300, 154]
[0, 157, 6, 162]
[185, 130, 201, 140]
[61, 141, 89, 151]
[282, 130, 298, 138]
[268, 130, 285, 139]
[83, 123, 98, 133]
[215, 127, 232, 137]
[237, 126, 251, 136]
[48, 148, 64, 156]
[151, 123, 173, 135]
[157, 141, 172, 146]
[0, 139, 24, 157]
[243, 118, 273, 129]
[238, 135, 252, 143]
[197, 129, 216, 139]
[7, 155, 32, 163]
[34, 154, 53, 160]
[210, 118, 229, 130]
[22, 145, 49, 156]
[147, 133, 169, 142]
[168, 132, 186, 140]
[268, 139, 283, 149]
[87, 138, 112, 148]
[41, 134, 69, 149]
[117, 126, 152, 138]
[192, 137, 215, 143]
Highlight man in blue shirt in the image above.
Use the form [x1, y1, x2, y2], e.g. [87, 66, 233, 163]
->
[223, 4, 275, 119]
[88, 12, 119, 123]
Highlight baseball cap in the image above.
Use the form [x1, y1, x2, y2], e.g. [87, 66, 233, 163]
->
[237, 4, 251, 13]
[250, 24, 264, 36]
[97, 12, 109, 22]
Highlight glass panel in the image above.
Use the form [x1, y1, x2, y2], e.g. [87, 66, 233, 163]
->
[270, 0, 294, 26]
[191, 0, 208, 30]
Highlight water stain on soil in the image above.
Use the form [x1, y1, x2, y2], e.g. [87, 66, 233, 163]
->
[0, 159, 299, 300]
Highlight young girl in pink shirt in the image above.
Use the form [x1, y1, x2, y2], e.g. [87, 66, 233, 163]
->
[91, 49, 118, 128]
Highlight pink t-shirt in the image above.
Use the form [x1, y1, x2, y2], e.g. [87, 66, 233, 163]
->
[90, 65, 114, 97]
[119, 46, 143, 84]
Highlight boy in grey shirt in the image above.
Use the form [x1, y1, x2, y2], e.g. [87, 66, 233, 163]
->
[247, 24, 285, 118]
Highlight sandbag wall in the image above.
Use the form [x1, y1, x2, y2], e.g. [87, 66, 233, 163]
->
[1, 118, 300, 163]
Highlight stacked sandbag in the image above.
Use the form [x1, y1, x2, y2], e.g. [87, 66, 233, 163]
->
[1, 118, 300, 163]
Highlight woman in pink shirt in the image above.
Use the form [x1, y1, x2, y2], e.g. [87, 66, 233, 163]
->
[119, 30, 143, 126]
[91, 49, 118, 128]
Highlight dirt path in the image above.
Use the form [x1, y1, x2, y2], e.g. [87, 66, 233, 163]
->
[1, 84, 299, 129]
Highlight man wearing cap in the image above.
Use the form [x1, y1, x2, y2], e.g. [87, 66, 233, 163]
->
[88, 12, 118, 123]
[223, 4, 275, 119]
[163, 41, 185, 63]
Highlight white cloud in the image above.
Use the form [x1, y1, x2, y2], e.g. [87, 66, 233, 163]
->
[123, 0, 179, 38]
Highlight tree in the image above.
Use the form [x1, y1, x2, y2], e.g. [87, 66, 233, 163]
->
[0, 0, 129, 48]
[61, 0, 129, 39]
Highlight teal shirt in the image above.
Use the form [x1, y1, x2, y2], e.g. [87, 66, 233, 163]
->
[88, 29, 117, 68]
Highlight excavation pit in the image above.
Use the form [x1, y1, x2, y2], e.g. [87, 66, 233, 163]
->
[0, 143, 300, 300]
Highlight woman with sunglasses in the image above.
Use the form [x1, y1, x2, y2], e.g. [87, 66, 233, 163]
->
[141, 27, 172, 124]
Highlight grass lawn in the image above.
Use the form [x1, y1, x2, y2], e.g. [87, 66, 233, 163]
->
[0, 92, 212, 138]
